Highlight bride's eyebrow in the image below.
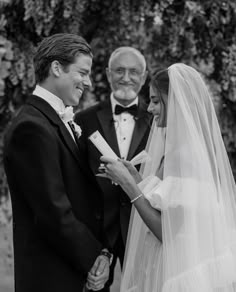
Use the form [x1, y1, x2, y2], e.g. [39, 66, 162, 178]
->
[150, 96, 160, 103]
[150, 95, 156, 100]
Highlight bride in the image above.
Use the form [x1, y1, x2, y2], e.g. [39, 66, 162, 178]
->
[100, 63, 236, 291]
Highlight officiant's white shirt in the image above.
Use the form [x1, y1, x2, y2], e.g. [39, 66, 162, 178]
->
[110, 94, 138, 159]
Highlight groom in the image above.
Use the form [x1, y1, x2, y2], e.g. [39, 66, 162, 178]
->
[4, 33, 111, 292]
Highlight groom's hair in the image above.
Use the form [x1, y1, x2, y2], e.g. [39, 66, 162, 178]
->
[33, 33, 92, 83]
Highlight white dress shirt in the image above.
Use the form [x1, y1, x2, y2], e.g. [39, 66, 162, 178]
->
[33, 85, 75, 141]
[110, 94, 138, 159]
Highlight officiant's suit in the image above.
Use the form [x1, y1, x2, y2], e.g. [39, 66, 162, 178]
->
[4, 95, 106, 292]
[75, 97, 152, 289]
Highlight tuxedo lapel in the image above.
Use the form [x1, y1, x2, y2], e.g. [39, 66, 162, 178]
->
[27, 95, 87, 169]
[127, 100, 152, 160]
[97, 100, 121, 157]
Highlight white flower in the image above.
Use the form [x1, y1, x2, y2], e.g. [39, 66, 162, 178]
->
[70, 121, 82, 139]
[58, 106, 82, 139]
[58, 106, 74, 123]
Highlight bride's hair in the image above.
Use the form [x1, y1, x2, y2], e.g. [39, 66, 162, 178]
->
[150, 68, 169, 127]
[150, 68, 169, 96]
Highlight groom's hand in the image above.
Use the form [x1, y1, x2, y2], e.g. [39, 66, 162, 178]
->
[86, 254, 110, 290]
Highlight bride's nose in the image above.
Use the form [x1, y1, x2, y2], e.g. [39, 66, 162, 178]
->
[147, 103, 154, 114]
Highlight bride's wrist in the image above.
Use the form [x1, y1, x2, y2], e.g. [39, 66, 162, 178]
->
[124, 184, 142, 201]
[130, 193, 143, 203]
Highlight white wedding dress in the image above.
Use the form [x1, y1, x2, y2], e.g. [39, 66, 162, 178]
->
[120, 64, 236, 292]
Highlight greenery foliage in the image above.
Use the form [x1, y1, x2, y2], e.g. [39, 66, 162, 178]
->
[0, 0, 236, 199]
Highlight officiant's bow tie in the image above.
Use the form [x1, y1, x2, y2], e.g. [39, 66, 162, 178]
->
[114, 104, 138, 116]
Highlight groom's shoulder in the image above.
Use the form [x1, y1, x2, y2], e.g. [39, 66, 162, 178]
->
[15, 97, 46, 121]
[7, 96, 51, 133]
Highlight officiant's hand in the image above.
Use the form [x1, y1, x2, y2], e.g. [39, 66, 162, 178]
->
[86, 254, 109, 290]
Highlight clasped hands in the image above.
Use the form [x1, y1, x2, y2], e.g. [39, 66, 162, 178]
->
[85, 250, 110, 291]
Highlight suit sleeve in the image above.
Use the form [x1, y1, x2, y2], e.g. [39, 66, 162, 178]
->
[4, 120, 102, 275]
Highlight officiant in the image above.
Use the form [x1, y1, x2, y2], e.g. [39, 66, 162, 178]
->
[74, 46, 152, 291]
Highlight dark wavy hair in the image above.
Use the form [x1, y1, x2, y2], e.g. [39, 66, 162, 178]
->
[150, 68, 169, 97]
[150, 68, 169, 126]
[33, 33, 92, 83]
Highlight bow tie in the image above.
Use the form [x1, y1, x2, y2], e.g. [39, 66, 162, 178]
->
[114, 104, 138, 116]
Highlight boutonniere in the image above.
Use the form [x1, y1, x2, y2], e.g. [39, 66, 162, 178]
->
[58, 106, 82, 139]
[69, 120, 82, 139]
[58, 106, 74, 123]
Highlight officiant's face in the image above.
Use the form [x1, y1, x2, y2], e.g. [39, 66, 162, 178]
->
[56, 54, 92, 106]
[106, 51, 147, 106]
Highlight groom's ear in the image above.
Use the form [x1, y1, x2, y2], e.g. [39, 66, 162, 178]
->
[50, 60, 61, 78]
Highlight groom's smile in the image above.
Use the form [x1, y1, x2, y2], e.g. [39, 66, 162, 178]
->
[75, 86, 84, 98]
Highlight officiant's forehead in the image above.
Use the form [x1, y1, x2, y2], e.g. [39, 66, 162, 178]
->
[108, 47, 146, 71]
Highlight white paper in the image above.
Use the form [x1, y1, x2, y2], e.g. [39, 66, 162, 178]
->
[130, 150, 150, 166]
[89, 131, 118, 160]
[89, 131, 150, 166]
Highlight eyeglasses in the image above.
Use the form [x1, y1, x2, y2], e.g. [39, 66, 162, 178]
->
[110, 68, 144, 78]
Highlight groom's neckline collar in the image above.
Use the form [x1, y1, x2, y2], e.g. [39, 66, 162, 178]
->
[33, 85, 66, 114]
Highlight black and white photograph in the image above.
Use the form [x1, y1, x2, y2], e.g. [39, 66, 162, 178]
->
[0, 1, 236, 291]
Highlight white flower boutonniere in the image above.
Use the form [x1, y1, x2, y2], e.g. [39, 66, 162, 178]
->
[69, 121, 82, 139]
[58, 106, 74, 123]
[58, 106, 82, 139]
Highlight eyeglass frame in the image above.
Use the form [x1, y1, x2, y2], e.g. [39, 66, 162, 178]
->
[109, 67, 146, 78]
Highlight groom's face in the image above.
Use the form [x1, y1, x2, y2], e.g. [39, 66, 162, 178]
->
[56, 54, 92, 106]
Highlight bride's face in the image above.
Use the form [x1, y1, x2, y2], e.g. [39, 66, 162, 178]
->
[148, 85, 167, 127]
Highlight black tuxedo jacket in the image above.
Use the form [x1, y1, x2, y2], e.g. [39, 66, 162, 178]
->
[75, 99, 152, 249]
[4, 95, 105, 292]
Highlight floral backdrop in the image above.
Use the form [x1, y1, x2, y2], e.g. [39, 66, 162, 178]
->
[0, 2, 235, 290]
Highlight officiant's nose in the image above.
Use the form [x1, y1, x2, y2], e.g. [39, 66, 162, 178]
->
[122, 70, 131, 82]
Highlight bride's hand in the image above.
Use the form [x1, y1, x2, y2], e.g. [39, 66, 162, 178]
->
[100, 156, 136, 187]
[120, 159, 142, 183]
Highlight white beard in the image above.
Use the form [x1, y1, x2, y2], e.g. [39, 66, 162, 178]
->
[114, 88, 137, 100]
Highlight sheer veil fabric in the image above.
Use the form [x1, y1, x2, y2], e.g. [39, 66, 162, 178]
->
[120, 63, 236, 292]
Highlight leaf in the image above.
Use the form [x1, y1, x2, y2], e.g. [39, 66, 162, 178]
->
[0, 79, 5, 96]
[0, 61, 11, 78]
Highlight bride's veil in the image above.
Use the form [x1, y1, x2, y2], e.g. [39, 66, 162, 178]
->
[121, 63, 236, 292]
